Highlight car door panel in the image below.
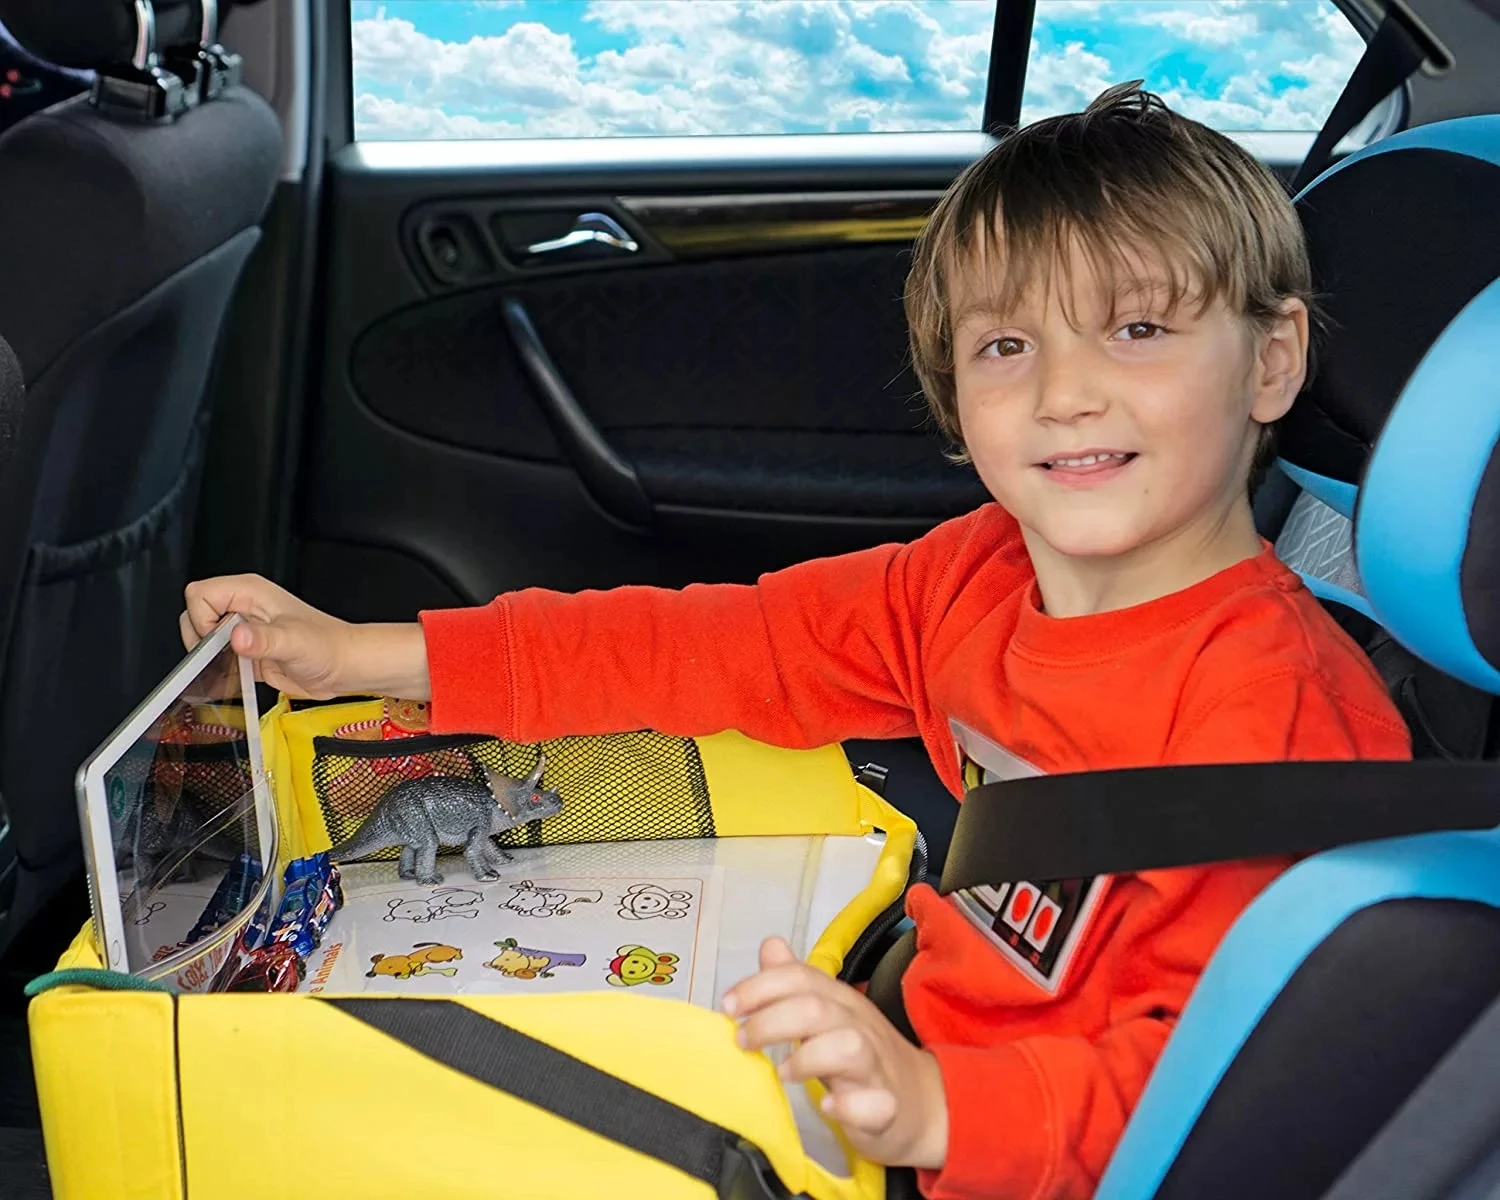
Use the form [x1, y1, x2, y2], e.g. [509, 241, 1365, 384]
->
[299, 149, 988, 621]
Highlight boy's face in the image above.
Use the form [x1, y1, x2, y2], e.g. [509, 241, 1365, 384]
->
[950, 243, 1305, 565]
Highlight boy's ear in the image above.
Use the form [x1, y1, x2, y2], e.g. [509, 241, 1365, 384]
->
[1250, 298, 1310, 424]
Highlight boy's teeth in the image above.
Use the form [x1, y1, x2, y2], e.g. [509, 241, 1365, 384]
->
[1053, 453, 1125, 467]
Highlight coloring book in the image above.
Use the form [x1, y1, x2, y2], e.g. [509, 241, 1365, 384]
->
[303, 864, 725, 1006]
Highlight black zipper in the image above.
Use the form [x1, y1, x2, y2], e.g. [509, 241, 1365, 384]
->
[311, 730, 503, 759]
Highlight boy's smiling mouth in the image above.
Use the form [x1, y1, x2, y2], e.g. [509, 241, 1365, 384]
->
[1037, 450, 1138, 484]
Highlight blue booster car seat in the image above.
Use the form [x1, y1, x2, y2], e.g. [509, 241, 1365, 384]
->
[1098, 112, 1500, 1199]
[923, 114, 1500, 1200]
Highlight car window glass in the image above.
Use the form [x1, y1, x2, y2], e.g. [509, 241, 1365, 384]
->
[349, 0, 1368, 142]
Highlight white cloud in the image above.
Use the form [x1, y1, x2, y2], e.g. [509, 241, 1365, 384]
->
[845, 41, 912, 83]
[1020, 40, 1116, 124]
[351, 0, 1372, 141]
[1130, 9, 1258, 46]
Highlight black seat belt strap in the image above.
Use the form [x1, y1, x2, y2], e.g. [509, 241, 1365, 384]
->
[1290, 0, 1445, 194]
[325, 997, 795, 1200]
[941, 759, 1500, 890]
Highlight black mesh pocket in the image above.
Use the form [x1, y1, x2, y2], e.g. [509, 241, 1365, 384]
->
[310, 730, 715, 856]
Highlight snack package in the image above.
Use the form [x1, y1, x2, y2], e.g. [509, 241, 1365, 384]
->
[218, 942, 304, 993]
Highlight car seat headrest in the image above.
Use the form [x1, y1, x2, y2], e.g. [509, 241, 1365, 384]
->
[1280, 116, 1500, 695]
[1353, 270, 1500, 695]
[0, 0, 203, 71]
[1279, 116, 1500, 521]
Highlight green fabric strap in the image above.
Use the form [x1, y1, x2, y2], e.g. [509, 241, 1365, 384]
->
[23, 968, 174, 998]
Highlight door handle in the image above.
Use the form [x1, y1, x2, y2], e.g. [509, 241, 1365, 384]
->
[500, 298, 654, 530]
[525, 212, 640, 257]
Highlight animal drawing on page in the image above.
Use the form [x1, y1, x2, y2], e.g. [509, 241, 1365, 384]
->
[606, 945, 679, 987]
[383, 888, 484, 924]
[131, 900, 166, 926]
[499, 880, 602, 918]
[617, 882, 693, 921]
[484, 938, 586, 980]
[366, 943, 463, 980]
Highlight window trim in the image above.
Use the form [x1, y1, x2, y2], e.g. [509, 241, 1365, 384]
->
[329, 0, 1400, 163]
[985, 0, 1036, 134]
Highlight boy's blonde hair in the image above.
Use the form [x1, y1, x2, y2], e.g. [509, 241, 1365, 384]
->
[905, 81, 1314, 482]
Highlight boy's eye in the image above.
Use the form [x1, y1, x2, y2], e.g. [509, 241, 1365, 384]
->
[981, 336, 1030, 358]
[1115, 321, 1165, 341]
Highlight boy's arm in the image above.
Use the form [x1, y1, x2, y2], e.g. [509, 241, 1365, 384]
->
[912, 673, 1410, 1200]
[418, 511, 991, 748]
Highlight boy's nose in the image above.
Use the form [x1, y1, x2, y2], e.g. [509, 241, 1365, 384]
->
[1034, 355, 1106, 423]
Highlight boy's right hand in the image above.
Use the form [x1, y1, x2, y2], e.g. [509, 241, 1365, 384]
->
[180, 575, 430, 701]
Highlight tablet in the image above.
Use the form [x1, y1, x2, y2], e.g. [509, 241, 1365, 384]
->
[75, 613, 278, 982]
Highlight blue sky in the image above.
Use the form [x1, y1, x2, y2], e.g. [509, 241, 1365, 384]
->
[350, 1, 1364, 140]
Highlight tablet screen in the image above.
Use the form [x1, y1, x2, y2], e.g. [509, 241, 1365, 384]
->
[99, 634, 271, 976]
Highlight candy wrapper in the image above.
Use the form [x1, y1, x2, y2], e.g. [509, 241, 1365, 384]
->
[218, 942, 304, 993]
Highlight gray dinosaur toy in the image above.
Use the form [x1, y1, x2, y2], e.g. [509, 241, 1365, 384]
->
[328, 755, 562, 886]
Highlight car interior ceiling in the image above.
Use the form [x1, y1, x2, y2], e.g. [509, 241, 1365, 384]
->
[1, 1, 1499, 1198]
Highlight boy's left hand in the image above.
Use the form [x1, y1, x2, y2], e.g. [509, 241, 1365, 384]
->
[723, 937, 948, 1171]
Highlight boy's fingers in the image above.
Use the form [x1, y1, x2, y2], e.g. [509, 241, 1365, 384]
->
[182, 574, 285, 638]
[230, 616, 307, 667]
[758, 936, 798, 971]
[723, 960, 842, 1019]
[735, 991, 848, 1052]
[822, 1085, 900, 1136]
[779, 1026, 874, 1085]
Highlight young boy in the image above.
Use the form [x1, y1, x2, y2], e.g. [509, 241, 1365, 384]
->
[183, 83, 1409, 1197]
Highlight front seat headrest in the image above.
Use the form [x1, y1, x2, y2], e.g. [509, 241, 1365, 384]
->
[1280, 116, 1500, 695]
[0, 0, 204, 70]
[1280, 116, 1500, 520]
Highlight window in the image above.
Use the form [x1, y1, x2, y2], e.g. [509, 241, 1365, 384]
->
[1023, 1, 1367, 132]
[350, 0, 1370, 143]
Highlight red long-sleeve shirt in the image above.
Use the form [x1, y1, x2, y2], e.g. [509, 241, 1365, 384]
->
[419, 504, 1409, 1199]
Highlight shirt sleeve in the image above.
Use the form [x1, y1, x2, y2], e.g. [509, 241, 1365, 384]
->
[417, 511, 992, 748]
[914, 671, 1410, 1200]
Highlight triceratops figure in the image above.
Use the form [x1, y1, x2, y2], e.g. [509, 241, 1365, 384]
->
[329, 755, 561, 885]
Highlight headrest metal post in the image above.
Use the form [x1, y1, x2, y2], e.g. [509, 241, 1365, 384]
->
[165, 0, 243, 103]
[88, 0, 191, 123]
[130, 0, 156, 70]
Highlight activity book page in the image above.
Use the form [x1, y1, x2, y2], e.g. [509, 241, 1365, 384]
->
[301, 833, 886, 1013]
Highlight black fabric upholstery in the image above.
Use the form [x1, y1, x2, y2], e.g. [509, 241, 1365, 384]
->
[0, 84, 280, 380]
[354, 248, 932, 442]
[0, 70, 278, 882]
[348, 248, 979, 518]
[1285, 149, 1500, 485]
[1464, 448, 1500, 672]
[619, 428, 986, 518]
[1155, 899, 1500, 1200]
[0, 336, 21, 485]
[0, 0, 200, 70]
[1321, 600, 1493, 761]
[1325, 985, 1500, 1200]
[0, 233, 259, 869]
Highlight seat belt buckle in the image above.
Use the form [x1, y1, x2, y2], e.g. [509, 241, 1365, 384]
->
[717, 1136, 791, 1200]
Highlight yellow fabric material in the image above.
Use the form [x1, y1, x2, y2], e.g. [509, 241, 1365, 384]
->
[28, 987, 183, 1200]
[30, 699, 918, 1199]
